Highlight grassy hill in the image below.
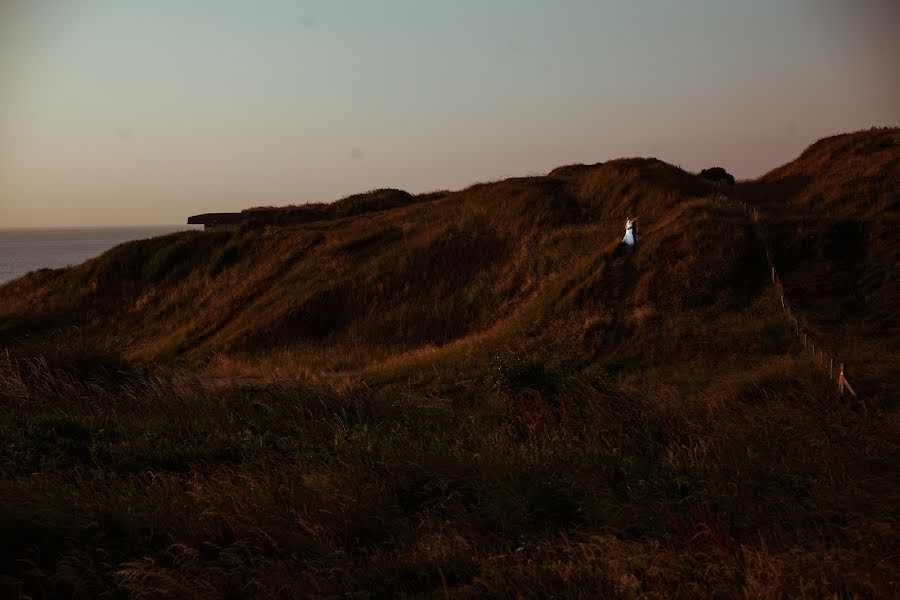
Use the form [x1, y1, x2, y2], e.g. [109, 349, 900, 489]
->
[0, 157, 747, 369]
[0, 128, 897, 598]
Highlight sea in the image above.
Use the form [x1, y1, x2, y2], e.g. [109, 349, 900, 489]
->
[0, 226, 202, 285]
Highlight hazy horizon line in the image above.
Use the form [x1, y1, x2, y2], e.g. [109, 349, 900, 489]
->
[4, 125, 898, 229]
[0, 224, 202, 230]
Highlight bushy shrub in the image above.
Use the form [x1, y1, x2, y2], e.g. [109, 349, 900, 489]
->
[699, 167, 735, 185]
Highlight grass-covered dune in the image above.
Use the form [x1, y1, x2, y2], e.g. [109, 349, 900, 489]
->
[1, 156, 723, 368]
[0, 128, 897, 598]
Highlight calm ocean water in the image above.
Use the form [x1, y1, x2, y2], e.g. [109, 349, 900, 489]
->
[0, 226, 201, 285]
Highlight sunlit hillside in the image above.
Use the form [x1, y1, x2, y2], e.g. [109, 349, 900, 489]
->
[0, 128, 897, 598]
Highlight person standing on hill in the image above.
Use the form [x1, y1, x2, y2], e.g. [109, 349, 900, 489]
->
[622, 216, 636, 246]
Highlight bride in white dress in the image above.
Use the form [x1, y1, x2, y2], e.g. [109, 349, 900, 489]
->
[622, 216, 636, 246]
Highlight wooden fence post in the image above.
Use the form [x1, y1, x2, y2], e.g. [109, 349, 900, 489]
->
[761, 216, 859, 398]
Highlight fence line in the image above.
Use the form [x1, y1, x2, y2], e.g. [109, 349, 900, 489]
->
[710, 191, 857, 397]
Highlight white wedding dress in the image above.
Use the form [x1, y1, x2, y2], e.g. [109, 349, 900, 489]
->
[622, 219, 635, 246]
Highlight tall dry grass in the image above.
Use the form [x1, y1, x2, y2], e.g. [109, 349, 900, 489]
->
[1, 324, 896, 598]
[1, 128, 897, 597]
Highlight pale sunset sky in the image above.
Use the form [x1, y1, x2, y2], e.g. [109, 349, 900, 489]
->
[1, 0, 898, 227]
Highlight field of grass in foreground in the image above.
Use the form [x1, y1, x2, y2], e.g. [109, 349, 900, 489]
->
[1, 344, 896, 598]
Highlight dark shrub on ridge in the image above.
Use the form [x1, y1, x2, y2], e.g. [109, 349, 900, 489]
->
[699, 166, 736, 185]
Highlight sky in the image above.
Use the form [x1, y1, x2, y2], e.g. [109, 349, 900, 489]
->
[1, 1, 898, 227]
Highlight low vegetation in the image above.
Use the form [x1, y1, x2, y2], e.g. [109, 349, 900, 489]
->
[0, 129, 897, 598]
[698, 167, 735, 185]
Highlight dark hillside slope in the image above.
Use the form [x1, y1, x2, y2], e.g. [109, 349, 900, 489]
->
[729, 127, 899, 410]
[737, 128, 899, 341]
[1, 132, 898, 598]
[757, 127, 899, 217]
[0, 133, 894, 392]
[0, 159, 733, 368]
